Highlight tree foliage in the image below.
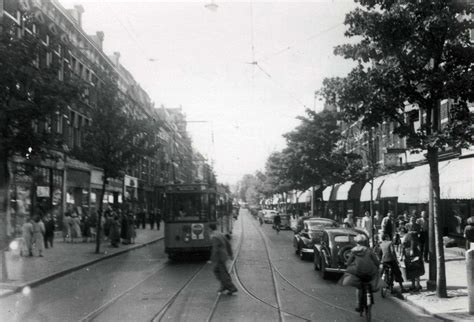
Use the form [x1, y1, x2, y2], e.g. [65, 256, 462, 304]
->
[320, 0, 473, 150]
[0, 29, 80, 161]
[0, 27, 79, 253]
[282, 109, 363, 190]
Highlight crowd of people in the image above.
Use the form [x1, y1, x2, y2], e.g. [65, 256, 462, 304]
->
[20, 207, 162, 256]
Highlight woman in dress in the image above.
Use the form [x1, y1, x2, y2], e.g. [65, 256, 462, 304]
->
[400, 225, 425, 292]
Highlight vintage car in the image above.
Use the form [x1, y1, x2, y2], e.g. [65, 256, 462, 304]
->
[313, 228, 369, 279]
[293, 218, 338, 260]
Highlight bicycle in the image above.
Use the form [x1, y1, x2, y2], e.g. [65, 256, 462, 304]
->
[358, 278, 374, 322]
[380, 264, 393, 298]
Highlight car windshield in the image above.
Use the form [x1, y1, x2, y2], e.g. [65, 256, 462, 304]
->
[306, 221, 335, 230]
[333, 234, 358, 243]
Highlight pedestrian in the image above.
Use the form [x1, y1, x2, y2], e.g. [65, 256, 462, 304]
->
[127, 213, 136, 244]
[361, 211, 373, 241]
[62, 212, 72, 243]
[43, 213, 55, 248]
[343, 212, 355, 228]
[273, 212, 281, 233]
[103, 210, 112, 241]
[149, 209, 155, 230]
[381, 211, 396, 241]
[121, 212, 130, 244]
[156, 209, 162, 230]
[21, 217, 33, 256]
[82, 214, 92, 243]
[417, 211, 429, 261]
[140, 208, 147, 229]
[463, 216, 474, 250]
[209, 223, 237, 295]
[31, 215, 45, 257]
[109, 215, 121, 248]
[379, 234, 406, 293]
[400, 227, 424, 292]
[71, 211, 82, 243]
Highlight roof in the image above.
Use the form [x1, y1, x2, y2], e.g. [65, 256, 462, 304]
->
[323, 228, 366, 235]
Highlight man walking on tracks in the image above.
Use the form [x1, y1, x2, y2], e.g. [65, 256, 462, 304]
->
[209, 223, 238, 295]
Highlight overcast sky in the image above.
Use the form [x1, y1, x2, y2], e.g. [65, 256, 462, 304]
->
[60, 0, 358, 184]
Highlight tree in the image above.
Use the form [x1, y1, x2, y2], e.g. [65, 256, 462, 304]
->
[320, 0, 473, 297]
[0, 29, 79, 279]
[283, 109, 363, 191]
[72, 75, 160, 254]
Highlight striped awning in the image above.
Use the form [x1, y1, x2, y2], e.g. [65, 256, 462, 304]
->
[322, 185, 333, 201]
[360, 176, 386, 202]
[334, 181, 354, 201]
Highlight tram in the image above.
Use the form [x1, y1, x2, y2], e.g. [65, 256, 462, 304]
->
[163, 183, 233, 259]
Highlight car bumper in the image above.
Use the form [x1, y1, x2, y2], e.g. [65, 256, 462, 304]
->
[301, 248, 314, 254]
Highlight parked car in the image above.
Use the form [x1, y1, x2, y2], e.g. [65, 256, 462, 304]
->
[313, 228, 369, 279]
[293, 218, 338, 260]
[263, 210, 278, 223]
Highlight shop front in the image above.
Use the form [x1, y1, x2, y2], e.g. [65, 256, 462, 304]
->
[65, 167, 90, 217]
[9, 162, 63, 237]
[90, 169, 123, 213]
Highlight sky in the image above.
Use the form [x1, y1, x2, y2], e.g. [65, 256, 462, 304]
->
[59, 0, 358, 184]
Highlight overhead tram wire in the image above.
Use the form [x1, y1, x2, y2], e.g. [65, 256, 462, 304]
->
[257, 22, 344, 64]
[244, 0, 314, 110]
[101, 1, 154, 63]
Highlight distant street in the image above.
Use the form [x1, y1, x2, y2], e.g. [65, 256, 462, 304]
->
[0, 209, 437, 321]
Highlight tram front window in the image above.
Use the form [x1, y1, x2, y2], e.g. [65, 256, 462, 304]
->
[168, 193, 210, 222]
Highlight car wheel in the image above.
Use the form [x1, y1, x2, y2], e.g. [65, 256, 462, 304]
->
[320, 256, 329, 280]
[338, 245, 353, 264]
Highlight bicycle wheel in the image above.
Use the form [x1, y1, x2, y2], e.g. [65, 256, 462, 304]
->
[381, 269, 388, 298]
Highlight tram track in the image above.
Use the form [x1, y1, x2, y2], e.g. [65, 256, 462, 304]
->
[231, 213, 309, 322]
[249, 212, 384, 322]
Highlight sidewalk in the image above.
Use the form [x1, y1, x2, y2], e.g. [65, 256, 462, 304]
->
[0, 225, 164, 298]
[397, 247, 473, 321]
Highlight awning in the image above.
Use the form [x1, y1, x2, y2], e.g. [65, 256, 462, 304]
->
[292, 189, 312, 203]
[379, 171, 408, 199]
[397, 160, 451, 204]
[334, 181, 354, 201]
[322, 186, 333, 201]
[440, 157, 474, 200]
[360, 176, 386, 202]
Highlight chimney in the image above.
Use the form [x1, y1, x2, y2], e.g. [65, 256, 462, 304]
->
[74, 5, 84, 27]
[96, 31, 104, 49]
[112, 52, 120, 66]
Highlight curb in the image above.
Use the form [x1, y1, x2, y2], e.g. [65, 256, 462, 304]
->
[391, 293, 472, 322]
[0, 237, 164, 299]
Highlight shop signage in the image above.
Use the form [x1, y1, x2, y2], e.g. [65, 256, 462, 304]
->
[36, 186, 50, 198]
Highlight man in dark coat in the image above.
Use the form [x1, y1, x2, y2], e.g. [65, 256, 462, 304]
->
[43, 213, 55, 248]
[209, 223, 237, 295]
[155, 209, 162, 230]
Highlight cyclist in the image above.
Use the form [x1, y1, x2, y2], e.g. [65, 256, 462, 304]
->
[273, 212, 281, 233]
[379, 233, 407, 293]
[341, 234, 380, 312]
